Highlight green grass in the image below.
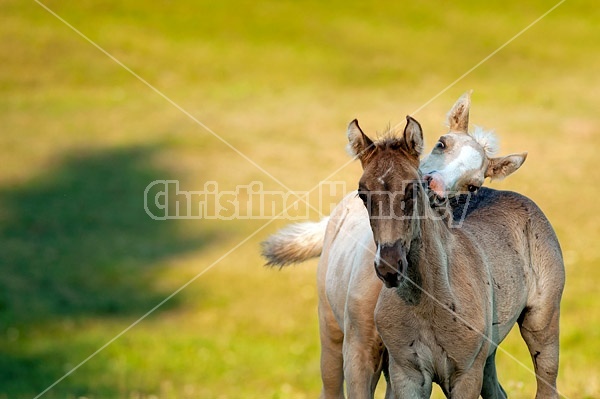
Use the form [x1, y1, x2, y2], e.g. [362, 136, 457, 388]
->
[1, 0, 599, 398]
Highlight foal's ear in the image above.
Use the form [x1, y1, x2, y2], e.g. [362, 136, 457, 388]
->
[347, 119, 375, 165]
[485, 152, 528, 181]
[403, 116, 424, 157]
[446, 90, 472, 133]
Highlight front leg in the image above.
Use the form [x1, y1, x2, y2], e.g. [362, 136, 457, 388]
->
[448, 365, 485, 399]
[387, 355, 432, 399]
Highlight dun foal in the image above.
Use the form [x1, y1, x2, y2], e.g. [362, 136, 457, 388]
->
[354, 117, 564, 398]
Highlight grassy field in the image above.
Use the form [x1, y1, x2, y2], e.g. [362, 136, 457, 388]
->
[1, 0, 599, 398]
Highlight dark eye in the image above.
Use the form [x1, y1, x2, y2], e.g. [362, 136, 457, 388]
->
[467, 184, 479, 193]
[435, 140, 446, 150]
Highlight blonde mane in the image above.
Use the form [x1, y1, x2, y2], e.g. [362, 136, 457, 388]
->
[470, 126, 499, 157]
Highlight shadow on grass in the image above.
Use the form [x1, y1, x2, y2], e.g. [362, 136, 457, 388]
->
[0, 145, 215, 397]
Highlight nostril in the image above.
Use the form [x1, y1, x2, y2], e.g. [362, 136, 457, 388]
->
[383, 273, 400, 288]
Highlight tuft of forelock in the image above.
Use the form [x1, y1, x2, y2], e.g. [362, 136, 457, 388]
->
[378, 123, 396, 139]
[346, 124, 401, 158]
[470, 126, 499, 157]
[375, 130, 405, 151]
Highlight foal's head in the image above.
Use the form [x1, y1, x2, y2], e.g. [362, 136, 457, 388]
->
[348, 116, 427, 288]
[420, 92, 528, 198]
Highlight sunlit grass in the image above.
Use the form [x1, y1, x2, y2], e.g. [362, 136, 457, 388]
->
[1, 0, 598, 398]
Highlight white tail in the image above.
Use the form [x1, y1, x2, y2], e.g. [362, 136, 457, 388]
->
[261, 217, 329, 266]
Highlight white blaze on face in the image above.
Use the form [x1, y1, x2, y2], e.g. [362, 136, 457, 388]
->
[374, 244, 381, 268]
[378, 166, 393, 186]
[437, 145, 484, 191]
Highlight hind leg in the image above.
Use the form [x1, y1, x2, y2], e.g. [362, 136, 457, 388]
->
[481, 350, 507, 399]
[318, 301, 345, 399]
[518, 304, 561, 399]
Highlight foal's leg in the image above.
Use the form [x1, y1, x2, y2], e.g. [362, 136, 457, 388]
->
[342, 331, 383, 399]
[518, 304, 561, 399]
[448, 366, 485, 399]
[447, 347, 488, 399]
[480, 350, 508, 399]
[342, 300, 387, 399]
[386, 356, 432, 399]
[519, 212, 565, 399]
[318, 301, 345, 399]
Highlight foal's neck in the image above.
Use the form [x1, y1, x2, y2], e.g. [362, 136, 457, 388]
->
[399, 189, 454, 304]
